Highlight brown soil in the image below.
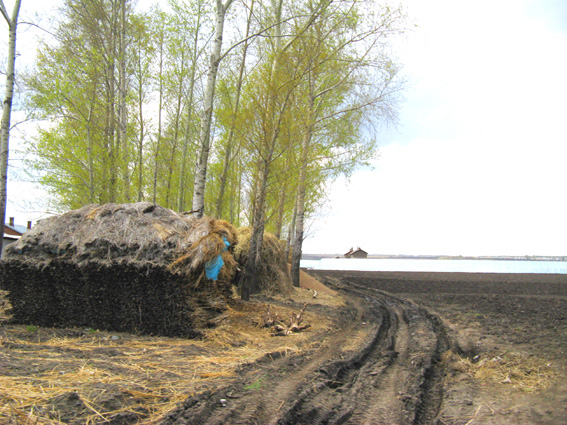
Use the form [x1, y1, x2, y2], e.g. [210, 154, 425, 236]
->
[2, 271, 567, 424]
[307, 270, 567, 425]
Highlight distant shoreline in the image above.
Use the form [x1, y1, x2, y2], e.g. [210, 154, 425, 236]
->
[300, 257, 567, 274]
[302, 254, 567, 262]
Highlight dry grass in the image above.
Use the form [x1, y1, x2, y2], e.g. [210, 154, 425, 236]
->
[443, 350, 557, 392]
[0, 290, 10, 321]
[277, 287, 345, 309]
[0, 297, 333, 425]
[1, 203, 241, 337]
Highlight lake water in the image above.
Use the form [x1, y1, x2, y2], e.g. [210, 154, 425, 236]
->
[300, 258, 567, 274]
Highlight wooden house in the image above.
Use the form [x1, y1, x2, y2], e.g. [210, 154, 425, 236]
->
[344, 247, 368, 259]
[351, 247, 368, 258]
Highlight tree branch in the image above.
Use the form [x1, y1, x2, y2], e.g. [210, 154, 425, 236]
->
[19, 21, 57, 37]
[0, 0, 10, 25]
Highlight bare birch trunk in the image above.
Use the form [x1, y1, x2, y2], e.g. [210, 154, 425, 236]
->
[165, 91, 183, 207]
[178, 3, 203, 212]
[86, 102, 95, 202]
[273, 186, 286, 239]
[240, 0, 284, 300]
[118, 0, 130, 201]
[107, 0, 118, 202]
[290, 128, 312, 287]
[152, 36, 165, 205]
[291, 82, 314, 287]
[0, 0, 21, 258]
[240, 158, 271, 300]
[191, 0, 233, 218]
[215, 0, 254, 219]
[136, 48, 145, 202]
[286, 195, 298, 259]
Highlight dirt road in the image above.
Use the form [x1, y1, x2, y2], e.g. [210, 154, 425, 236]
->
[162, 271, 567, 425]
[162, 276, 451, 424]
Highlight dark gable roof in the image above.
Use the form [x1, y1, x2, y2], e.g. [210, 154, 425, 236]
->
[353, 248, 367, 254]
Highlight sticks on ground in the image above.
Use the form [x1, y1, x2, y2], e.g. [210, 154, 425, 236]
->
[263, 306, 279, 328]
[272, 304, 311, 336]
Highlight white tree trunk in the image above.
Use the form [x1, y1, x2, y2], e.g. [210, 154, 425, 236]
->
[291, 122, 313, 287]
[0, 0, 22, 258]
[118, 0, 130, 201]
[215, 0, 254, 219]
[178, 0, 204, 212]
[291, 71, 315, 287]
[191, 0, 233, 218]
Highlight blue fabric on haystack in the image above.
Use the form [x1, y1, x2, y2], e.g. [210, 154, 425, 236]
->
[205, 236, 230, 281]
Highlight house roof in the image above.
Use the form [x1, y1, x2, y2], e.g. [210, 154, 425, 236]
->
[4, 223, 29, 236]
[352, 247, 367, 254]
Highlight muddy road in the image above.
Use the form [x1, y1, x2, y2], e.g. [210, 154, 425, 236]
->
[162, 271, 567, 425]
[161, 276, 453, 425]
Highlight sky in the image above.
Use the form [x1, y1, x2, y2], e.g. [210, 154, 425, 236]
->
[302, 0, 567, 256]
[3, 0, 567, 257]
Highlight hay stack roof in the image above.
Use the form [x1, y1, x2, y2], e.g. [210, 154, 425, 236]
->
[6, 202, 236, 273]
[1, 203, 238, 337]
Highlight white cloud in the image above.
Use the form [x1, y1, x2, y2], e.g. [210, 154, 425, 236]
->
[304, 134, 567, 256]
[303, 0, 567, 255]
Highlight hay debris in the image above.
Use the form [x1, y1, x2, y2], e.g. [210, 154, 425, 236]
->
[443, 350, 556, 392]
[0, 299, 331, 424]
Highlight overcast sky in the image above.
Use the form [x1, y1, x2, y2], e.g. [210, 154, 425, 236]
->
[3, 0, 567, 256]
[303, 0, 567, 256]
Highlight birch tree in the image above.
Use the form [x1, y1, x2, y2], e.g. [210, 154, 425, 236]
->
[240, 0, 287, 300]
[26, 0, 136, 210]
[177, 0, 208, 212]
[130, 13, 154, 202]
[191, 0, 233, 218]
[0, 0, 21, 257]
[214, 0, 254, 219]
[239, 0, 334, 300]
[289, 2, 405, 286]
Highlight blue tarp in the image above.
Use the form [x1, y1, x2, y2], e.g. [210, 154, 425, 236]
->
[205, 236, 230, 281]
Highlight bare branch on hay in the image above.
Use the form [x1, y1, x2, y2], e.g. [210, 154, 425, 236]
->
[272, 304, 311, 336]
[262, 306, 279, 328]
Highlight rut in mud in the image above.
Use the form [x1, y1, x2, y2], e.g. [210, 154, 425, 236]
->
[161, 278, 452, 425]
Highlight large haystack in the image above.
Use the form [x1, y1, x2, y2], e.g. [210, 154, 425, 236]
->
[0, 203, 237, 337]
[233, 227, 293, 296]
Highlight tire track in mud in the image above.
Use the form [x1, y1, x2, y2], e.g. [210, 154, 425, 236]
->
[160, 279, 451, 425]
[339, 278, 452, 425]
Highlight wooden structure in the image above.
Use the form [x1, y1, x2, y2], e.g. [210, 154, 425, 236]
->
[344, 247, 368, 259]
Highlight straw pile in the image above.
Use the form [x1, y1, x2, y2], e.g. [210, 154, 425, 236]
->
[0, 202, 238, 337]
[233, 227, 293, 296]
[443, 350, 556, 392]
[0, 298, 327, 425]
